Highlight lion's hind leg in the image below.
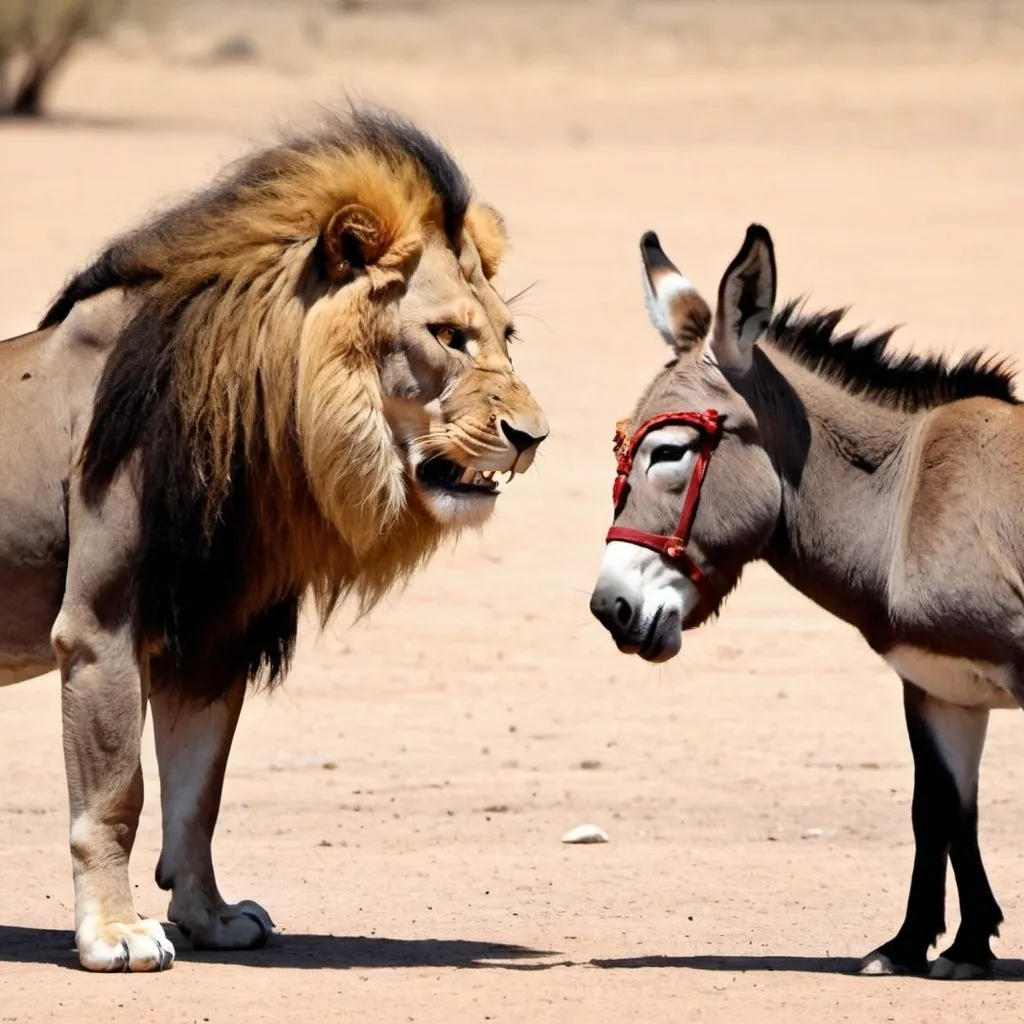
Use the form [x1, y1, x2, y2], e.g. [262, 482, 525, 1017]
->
[150, 676, 274, 951]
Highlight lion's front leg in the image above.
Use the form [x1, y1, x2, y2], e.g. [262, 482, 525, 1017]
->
[150, 677, 274, 951]
[55, 468, 174, 973]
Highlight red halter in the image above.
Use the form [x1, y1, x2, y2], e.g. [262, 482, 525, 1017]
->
[605, 409, 722, 603]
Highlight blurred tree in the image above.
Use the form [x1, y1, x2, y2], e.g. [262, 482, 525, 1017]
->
[0, 0, 163, 116]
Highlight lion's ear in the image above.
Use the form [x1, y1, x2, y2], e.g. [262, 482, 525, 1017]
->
[464, 202, 507, 280]
[322, 204, 389, 283]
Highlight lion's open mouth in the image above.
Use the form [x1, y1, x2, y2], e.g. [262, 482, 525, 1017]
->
[416, 456, 501, 496]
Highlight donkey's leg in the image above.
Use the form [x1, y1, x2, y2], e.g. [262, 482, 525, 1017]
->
[56, 468, 174, 972]
[929, 706, 1001, 979]
[861, 681, 967, 976]
[150, 677, 274, 950]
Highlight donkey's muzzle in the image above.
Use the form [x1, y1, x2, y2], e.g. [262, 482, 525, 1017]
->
[590, 587, 639, 649]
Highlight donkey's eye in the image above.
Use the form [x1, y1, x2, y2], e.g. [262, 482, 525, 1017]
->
[430, 324, 468, 352]
[650, 444, 689, 465]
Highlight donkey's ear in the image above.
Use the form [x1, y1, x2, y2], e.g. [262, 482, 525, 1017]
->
[711, 224, 776, 372]
[640, 231, 712, 354]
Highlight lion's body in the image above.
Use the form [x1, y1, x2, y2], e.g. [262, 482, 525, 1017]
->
[0, 106, 547, 971]
[0, 295, 127, 686]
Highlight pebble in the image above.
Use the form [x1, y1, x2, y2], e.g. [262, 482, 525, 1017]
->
[802, 828, 824, 839]
[561, 824, 609, 844]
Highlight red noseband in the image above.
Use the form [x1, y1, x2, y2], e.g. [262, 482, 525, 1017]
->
[605, 409, 722, 604]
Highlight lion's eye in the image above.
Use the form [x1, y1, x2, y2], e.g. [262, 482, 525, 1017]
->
[650, 444, 688, 465]
[430, 324, 468, 352]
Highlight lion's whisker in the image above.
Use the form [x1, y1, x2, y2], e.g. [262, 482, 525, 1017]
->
[505, 280, 539, 308]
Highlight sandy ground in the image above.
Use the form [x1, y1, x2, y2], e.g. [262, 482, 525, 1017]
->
[3, 2, 1024, 1020]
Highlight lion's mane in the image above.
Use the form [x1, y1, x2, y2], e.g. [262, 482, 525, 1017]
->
[41, 106, 504, 695]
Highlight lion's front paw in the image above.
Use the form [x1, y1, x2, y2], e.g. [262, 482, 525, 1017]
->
[76, 916, 175, 972]
[174, 898, 275, 951]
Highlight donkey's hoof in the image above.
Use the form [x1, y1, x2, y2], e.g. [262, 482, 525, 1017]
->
[859, 948, 926, 976]
[929, 956, 989, 981]
[860, 951, 900, 976]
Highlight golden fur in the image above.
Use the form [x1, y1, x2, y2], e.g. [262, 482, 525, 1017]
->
[42, 106, 546, 687]
[167, 146, 494, 614]
[0, 106, 546, 971]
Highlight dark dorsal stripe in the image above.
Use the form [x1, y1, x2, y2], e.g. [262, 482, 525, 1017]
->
[766, 299, 1019, 412]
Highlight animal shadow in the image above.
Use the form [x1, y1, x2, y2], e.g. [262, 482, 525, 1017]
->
[0, 924, 557, 971]
[184, 930, 558, 969]
[589, 952, 1024, 980]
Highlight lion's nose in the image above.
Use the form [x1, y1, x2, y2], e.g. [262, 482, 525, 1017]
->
[500, 420, 548, 454]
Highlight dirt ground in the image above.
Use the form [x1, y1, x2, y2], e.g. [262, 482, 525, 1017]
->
[3, 2, 1024, 1020]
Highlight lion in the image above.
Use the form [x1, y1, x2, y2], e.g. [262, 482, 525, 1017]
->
[0, 105, 548, 972]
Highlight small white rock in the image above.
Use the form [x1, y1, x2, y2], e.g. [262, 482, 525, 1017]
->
[561, 824, 609, 845]
[801, 828, 824, 839]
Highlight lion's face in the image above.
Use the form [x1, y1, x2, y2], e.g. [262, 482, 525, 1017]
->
[297, 183, 548, 556]
[379, 221, 548, 528]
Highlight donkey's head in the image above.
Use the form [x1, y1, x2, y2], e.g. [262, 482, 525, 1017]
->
[590, 225, 783, 661]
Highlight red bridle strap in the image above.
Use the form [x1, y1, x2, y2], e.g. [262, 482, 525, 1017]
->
[605, 409, 722, 603]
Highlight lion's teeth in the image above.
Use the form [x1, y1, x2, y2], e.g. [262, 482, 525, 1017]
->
[481, 470, 495, 481]
[460, 467, 477, 485]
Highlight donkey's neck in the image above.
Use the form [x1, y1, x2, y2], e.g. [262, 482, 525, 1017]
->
[730, 347, 916, 645]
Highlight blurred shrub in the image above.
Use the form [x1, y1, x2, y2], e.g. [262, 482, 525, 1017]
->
[0, 0, 164, 116]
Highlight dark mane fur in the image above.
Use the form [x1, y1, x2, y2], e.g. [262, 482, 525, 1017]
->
[42, 105, 473, 699]
[766, 300, 1019, 412]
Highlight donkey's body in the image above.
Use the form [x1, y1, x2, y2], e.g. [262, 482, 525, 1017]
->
[591, 226, 1024, 977]
[751, 340, 1024, 692]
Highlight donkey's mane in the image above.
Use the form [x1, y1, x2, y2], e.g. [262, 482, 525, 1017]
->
[766, 299, 1019, 412]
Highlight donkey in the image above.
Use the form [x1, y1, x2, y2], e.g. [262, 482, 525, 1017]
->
[590, 223, 1024, 979]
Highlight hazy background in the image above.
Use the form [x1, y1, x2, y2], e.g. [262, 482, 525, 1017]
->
[3, 3, 1024, 1021]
